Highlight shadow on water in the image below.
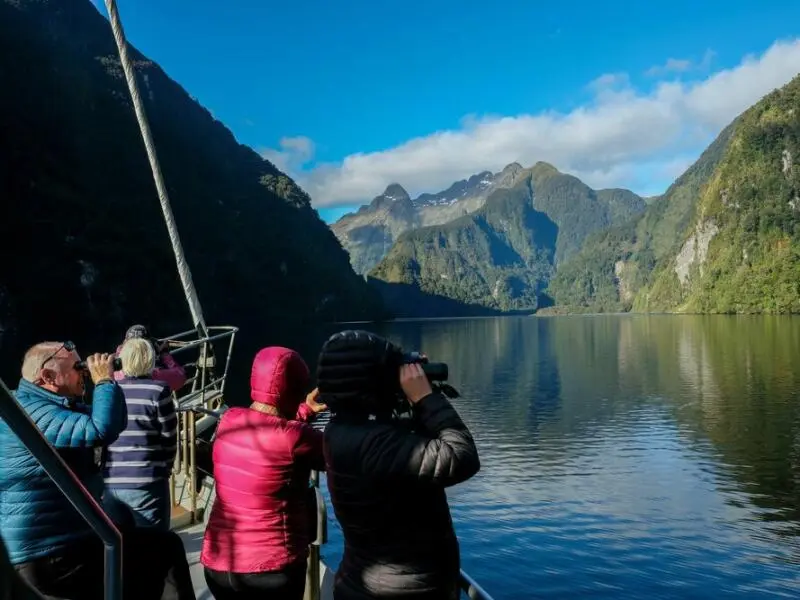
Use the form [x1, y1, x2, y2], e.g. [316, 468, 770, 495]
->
[312, 315, 800, 599]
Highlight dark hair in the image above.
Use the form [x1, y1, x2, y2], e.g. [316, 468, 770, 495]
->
[124, 324, 149, 341]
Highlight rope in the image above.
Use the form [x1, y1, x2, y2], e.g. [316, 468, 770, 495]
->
[103, 0, 208, 336]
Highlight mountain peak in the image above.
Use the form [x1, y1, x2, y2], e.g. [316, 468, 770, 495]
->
[530, 161, 560, 179]
[367, 183, 411, 210]
[382, 183, 410, 201]
[502, 162, 524, 173]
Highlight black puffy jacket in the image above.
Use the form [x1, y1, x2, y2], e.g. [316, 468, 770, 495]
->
[318, 331, 481, 599]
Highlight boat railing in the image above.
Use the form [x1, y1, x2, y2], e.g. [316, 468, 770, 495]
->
[460, 569, 495, 600]
[159, 326, 238, 523]
[0, 378, 123, 600]
[160, 325, 239, 410]
[306, 470, 328, 600]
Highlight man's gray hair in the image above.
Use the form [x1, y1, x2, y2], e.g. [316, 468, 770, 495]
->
[119, 338, 155, 378]
[21, 342, 65, 382]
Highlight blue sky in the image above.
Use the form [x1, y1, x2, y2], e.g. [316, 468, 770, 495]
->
[93, 0, 800, 222]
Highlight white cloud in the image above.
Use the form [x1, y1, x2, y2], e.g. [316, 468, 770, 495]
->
[646, 49, 716, 77]
[266, 39, 800, 207]
[588, 72, 630, 92]
[259, 135, 315, 173]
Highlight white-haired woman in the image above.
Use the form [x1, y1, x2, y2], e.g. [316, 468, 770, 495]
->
[102, 337, 177, 530]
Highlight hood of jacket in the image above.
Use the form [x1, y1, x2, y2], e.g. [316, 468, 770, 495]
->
[250, 346, 310, 416]
[316, 330, 400, 417]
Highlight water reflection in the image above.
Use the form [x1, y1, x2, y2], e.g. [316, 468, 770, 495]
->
[316, 315, 800, 598]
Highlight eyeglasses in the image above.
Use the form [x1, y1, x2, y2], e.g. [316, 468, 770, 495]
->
[39, 341, 76, 373]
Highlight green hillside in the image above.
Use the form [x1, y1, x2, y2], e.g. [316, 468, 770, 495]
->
[370, 163, 645, 313]
[550, 73, 800, 314]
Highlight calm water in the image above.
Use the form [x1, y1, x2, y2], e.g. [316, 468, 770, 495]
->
[315, 315, 800, 599]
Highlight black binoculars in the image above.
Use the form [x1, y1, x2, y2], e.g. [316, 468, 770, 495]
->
[73, 357, 123, 372]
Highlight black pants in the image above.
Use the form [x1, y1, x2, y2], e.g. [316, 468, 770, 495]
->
[203, 562, 306, 600]
[14, 530, 195, 600]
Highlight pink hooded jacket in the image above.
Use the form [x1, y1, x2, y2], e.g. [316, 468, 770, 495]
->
[200, 347, 324, 574]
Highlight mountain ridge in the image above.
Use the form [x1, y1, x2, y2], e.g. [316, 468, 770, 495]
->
[368, 163, 646, 314]
[330, 162, 527, 274]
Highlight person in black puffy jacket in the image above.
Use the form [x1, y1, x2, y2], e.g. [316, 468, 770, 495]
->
[317, 330, 480, 600]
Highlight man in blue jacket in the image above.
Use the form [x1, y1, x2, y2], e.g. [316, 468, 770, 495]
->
[0, 341, 127, 599]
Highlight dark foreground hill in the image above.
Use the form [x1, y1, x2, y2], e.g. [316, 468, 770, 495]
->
[0, 0, 384, 383]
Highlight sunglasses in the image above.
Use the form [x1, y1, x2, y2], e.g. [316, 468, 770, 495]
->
[39, 340, 77, 373]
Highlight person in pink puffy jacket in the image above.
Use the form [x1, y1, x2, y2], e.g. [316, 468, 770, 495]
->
[200, 346, 327, 600]
[113, 324, 187, 392]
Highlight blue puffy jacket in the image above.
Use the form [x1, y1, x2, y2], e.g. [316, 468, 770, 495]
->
[0, 379, 127, 564]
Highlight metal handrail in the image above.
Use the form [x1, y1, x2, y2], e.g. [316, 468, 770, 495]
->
[460, 569, 495, 600]
[175, 406, 225, 418]
[310, 470, 328, 546]
[0, 378, 123, 600]
[163, 326, 239, 356]
[305, 470, 328, 600]
[161, 325, 238, 522]
[175, 379, 225, 409]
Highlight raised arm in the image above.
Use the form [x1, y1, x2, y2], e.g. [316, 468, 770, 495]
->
[405, 391, 480, 485]
[295, 388, 327, 423]
[153, 352, 187, 392]
[358, 390, 480, 487]
[402, 363, 479, 484]
[49, 355, 127, 448]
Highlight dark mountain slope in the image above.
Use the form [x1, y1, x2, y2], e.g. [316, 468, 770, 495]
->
[0, 0, 384, 381]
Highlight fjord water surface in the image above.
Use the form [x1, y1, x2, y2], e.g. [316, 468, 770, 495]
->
[318, 315, 800, 599]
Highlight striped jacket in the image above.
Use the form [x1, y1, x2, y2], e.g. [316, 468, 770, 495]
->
[103, 377, 178, 489]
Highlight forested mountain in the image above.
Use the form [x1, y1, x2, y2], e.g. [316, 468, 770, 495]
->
[550, 73, 800, 314]
[369, 163, 645, 314]
[331, 163, 525, 274]
[0, 0, 385, 382]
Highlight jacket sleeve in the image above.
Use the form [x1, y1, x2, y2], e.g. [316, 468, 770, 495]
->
[156, 386, 178, 464]
[362, 392, 480, 487]
[153, 353, 187, 392]
[51, 381, 127, 448]
[295, 402, 316, 423]
[292, 424, 326, 472]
